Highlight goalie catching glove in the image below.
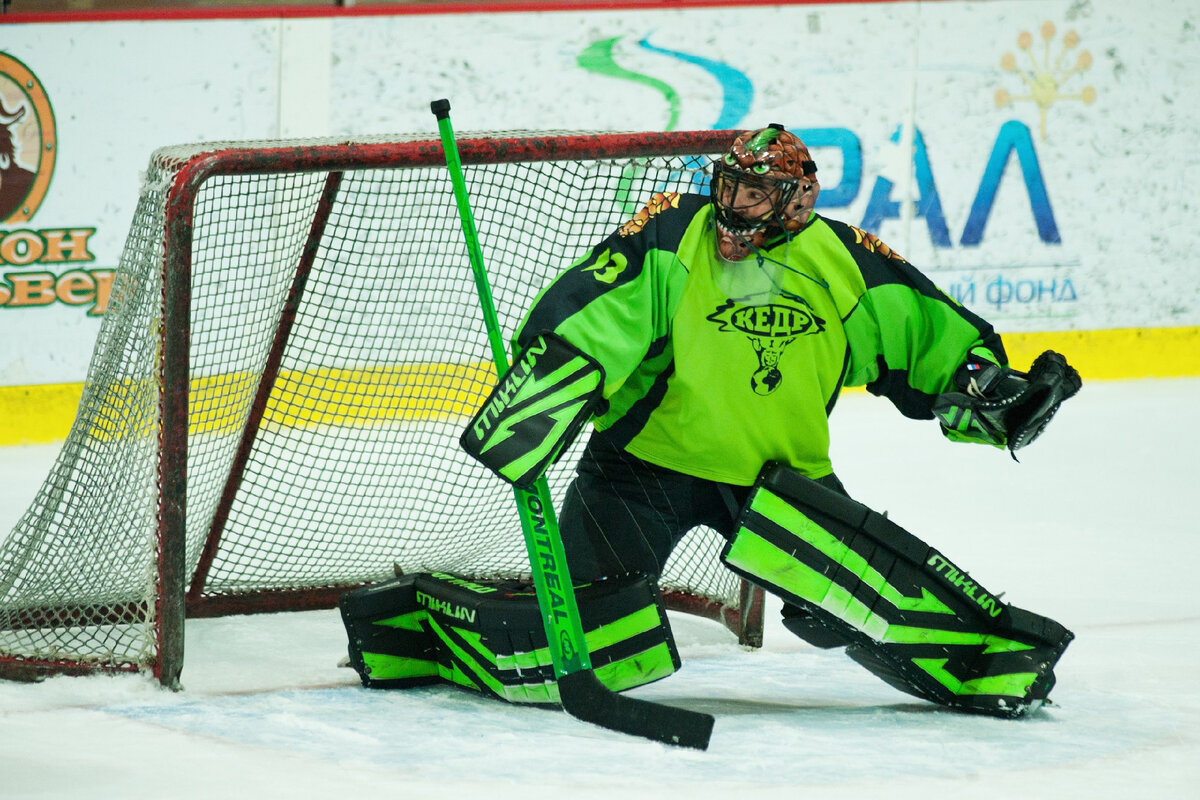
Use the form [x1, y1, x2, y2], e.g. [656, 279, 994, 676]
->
[934, 350, 1081, 453]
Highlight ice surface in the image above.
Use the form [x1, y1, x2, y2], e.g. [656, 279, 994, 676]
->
[2, 378, 1198, 799]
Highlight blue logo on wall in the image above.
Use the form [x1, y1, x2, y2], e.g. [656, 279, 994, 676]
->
[578, 35, 1061, 249]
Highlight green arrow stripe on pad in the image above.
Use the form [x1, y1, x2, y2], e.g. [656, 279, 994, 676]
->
[497, 396, 591, 482]
[594, 641, 677, 691]
[882, 625, 1033, 654]
[426, 616, 508, 697]
[725, 528, 889, 639]
[434, 604, 664, 674]
[480, 381, 587, 456]
[749, 489, 955, 615]
[911, 657, 1038, 698]
[426, 606, 673, 703]
[360, 651, 439, 681]
[372, 610, 427, 632]
[494, 357, 598, 427]
[494, 604, 664, 672]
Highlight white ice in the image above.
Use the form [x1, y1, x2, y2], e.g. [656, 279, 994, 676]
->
[1, 378, 1197, 799]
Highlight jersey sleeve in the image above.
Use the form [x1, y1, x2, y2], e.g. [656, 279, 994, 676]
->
[833, 222, 1006, 419]
[513, 192, 697, 400]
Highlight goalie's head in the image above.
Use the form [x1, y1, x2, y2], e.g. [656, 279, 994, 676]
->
[711, 124, 820, 261]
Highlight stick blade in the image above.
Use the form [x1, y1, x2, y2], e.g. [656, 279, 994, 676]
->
[558, 669, 714, 750]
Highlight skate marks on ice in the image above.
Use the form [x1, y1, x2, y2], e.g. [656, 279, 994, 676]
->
[91, 642, 1188, 789]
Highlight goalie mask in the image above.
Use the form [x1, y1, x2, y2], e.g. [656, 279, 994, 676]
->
[711, 124, 820, 261]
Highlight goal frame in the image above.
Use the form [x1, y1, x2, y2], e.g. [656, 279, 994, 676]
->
[134, 130, 763, 687]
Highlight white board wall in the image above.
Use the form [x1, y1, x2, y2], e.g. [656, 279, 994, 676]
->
[1, 0, 1197, 385]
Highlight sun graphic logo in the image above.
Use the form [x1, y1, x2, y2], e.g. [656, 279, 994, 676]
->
[0, 54, 57, 224]
[995, 22, 1097, 140]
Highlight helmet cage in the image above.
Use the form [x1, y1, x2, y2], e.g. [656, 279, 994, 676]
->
[710, 159, 801, 237]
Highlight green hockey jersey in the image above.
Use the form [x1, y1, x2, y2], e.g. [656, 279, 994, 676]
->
[516, 192, 1004, 486]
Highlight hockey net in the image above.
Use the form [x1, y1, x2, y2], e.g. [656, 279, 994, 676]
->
[0, 129, 765, 685]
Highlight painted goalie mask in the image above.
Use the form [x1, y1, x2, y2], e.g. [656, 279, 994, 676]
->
[711, 124, 820, 261]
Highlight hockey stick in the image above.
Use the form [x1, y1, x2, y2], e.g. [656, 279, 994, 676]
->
[431, 99, 714, 750]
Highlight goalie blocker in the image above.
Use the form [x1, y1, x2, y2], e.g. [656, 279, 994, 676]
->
[340, 571, 679, 703]
[460, 332, 604, 489]
[722, 463, 1073, 717]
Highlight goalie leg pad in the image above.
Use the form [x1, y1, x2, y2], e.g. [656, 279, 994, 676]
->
[460, 332, 604, 488]
[339, 571, 679, 704]
[720, 463, 1073, 718]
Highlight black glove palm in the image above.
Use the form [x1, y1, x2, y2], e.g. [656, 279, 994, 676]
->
[934, 350, 1082, 454]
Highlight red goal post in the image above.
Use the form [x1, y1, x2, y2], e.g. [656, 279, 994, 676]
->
[0, 129, 765, 686]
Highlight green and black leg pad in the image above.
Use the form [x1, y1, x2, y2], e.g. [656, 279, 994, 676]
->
[721, 464, 1074, 718]
[339, 571, 679, 704]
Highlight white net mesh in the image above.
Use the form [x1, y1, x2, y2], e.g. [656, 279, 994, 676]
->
[0, 130, 749, 680]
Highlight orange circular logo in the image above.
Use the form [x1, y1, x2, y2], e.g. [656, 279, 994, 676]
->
[0, 54, 57, 225]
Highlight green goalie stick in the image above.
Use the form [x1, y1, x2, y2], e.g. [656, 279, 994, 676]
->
[431, 99, 714, 750]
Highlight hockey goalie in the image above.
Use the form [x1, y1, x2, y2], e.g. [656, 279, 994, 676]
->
[342, 124, 1080, 719]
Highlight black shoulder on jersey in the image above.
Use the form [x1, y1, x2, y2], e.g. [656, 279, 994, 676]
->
[613, 191, 708, 254]
[517, 193, 706, 349]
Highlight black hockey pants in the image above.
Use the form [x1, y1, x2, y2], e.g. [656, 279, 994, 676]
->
[558, 432, 847, 583]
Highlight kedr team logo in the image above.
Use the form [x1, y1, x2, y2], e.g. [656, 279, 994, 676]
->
[707, 297, 826, 396]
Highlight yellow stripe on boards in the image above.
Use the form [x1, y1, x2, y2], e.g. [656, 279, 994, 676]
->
[1001, 327, 1200, 381]
[0, 382, 83, 445]
[0, 362, 497, 446]
[1, 327, 1196, 446]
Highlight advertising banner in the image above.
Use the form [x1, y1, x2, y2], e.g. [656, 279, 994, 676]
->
[1, 0, 1197, 404]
